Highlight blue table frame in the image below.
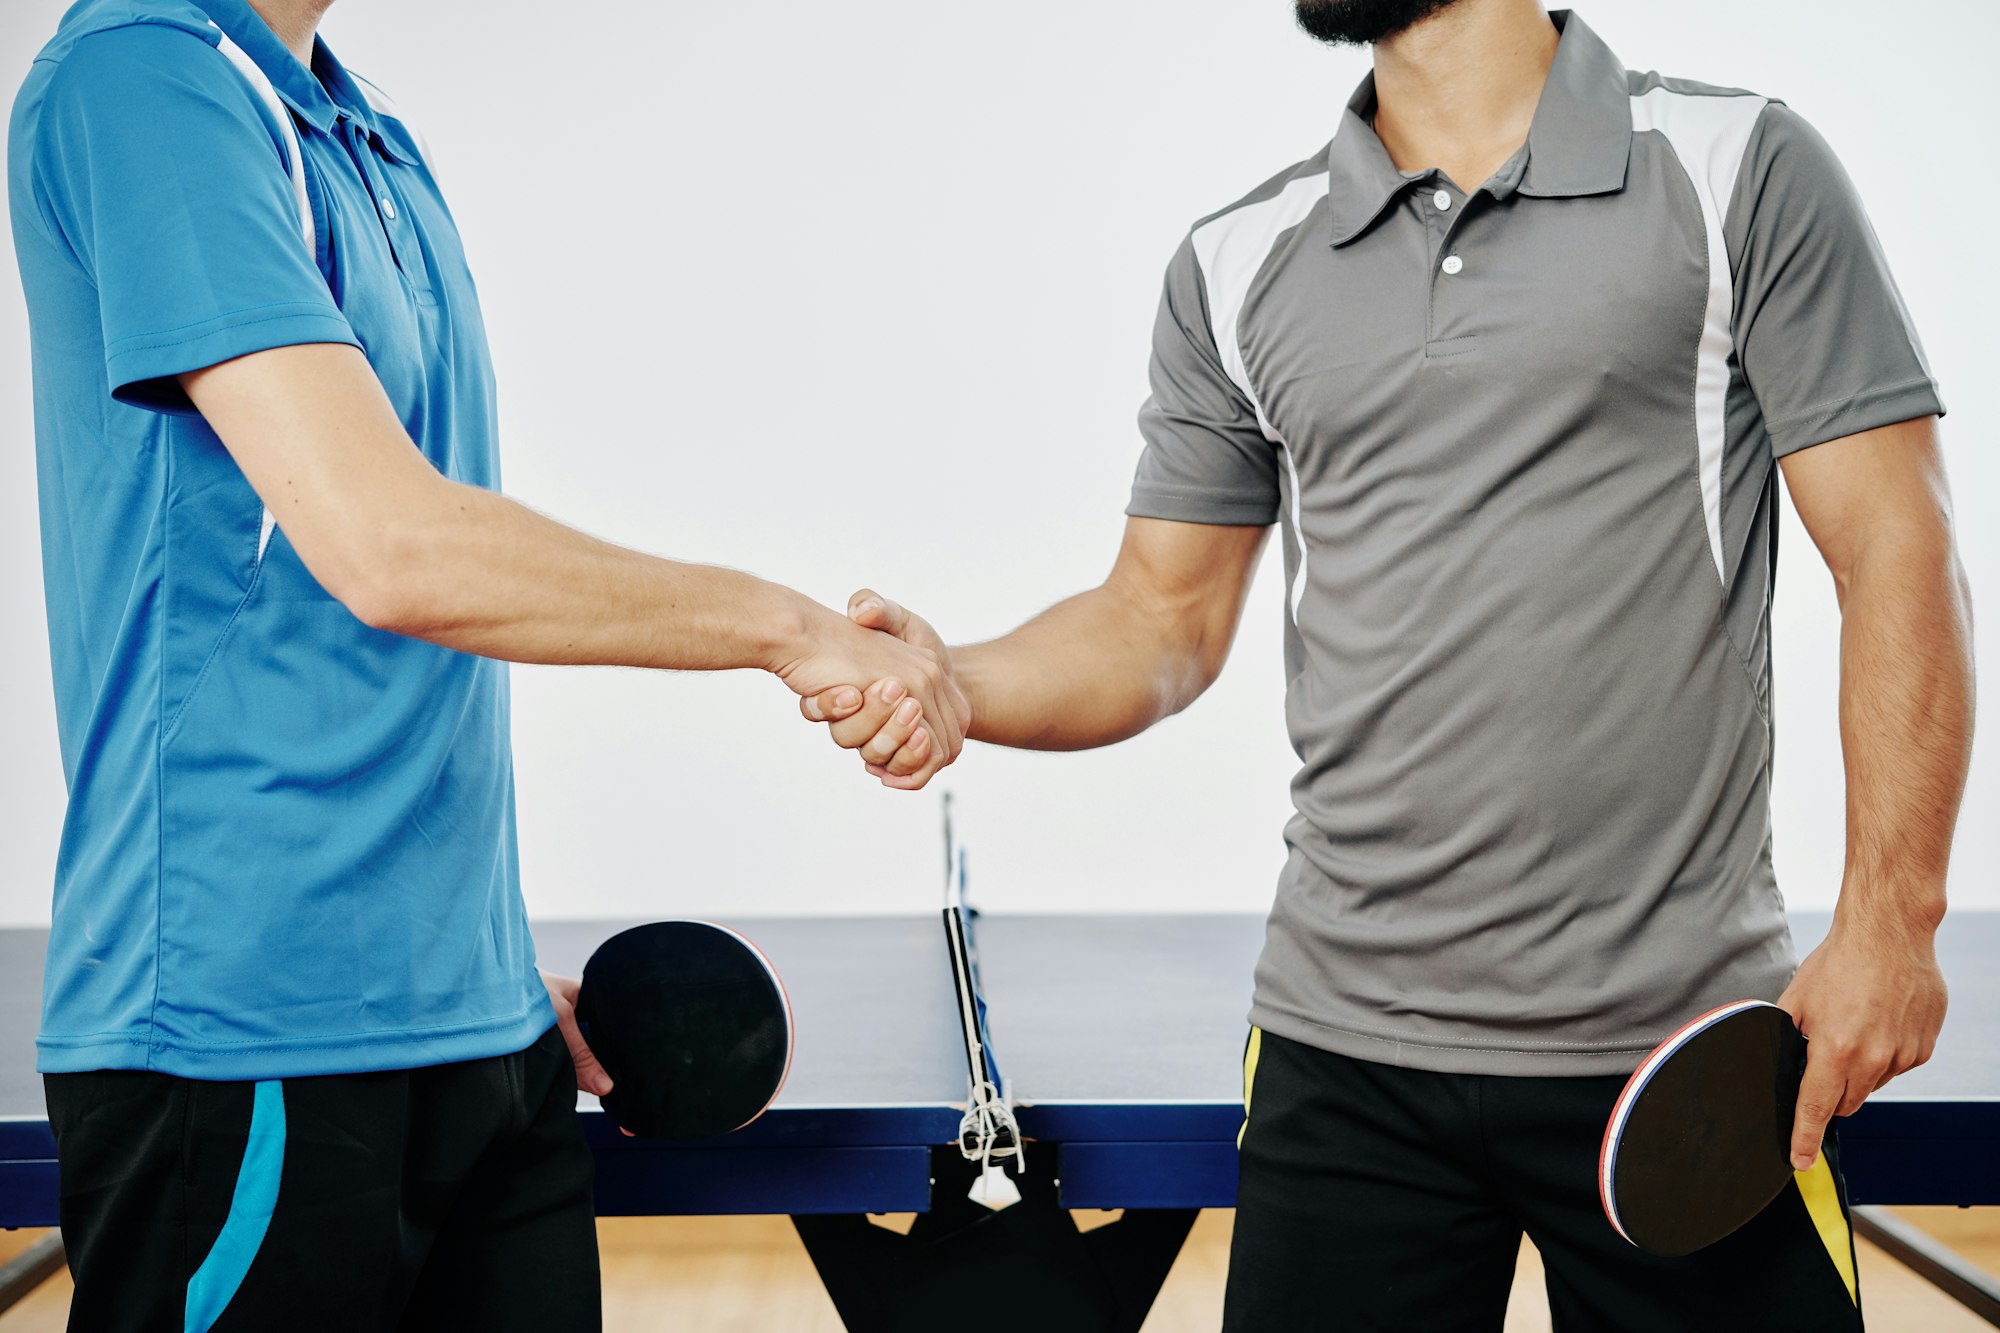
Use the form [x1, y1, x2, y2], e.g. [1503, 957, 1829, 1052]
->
[5, 912, 1996, 1227]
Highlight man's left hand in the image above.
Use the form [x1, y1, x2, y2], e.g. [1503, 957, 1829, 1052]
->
[541, 970, 615, 1099]
[1775, 912, 1947, 1170]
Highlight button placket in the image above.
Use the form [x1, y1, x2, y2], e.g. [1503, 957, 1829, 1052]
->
[1426, 182, 1481, 348]
[339, 115, 430, 299]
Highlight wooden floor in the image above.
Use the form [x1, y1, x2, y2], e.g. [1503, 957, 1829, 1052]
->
[2, 1207, 1993, 1329]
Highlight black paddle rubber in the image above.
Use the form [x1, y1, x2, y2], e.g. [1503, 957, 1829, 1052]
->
[1600, 1000, 1807, 1257]
[574, 921, 793, 1141]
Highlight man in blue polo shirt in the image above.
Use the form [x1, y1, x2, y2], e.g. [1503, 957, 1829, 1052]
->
[9, 0, 966, 1327]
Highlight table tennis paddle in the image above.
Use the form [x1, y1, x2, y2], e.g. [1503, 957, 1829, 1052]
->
[573, 920, 793, 1140]
[1599, 999, 1807, 1256]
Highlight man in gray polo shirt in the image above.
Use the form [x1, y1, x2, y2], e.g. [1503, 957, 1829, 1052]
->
[812, 0, 1971, 1326]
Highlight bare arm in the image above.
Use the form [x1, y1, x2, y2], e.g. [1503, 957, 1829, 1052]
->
[954, 518, 1269, 748]
[808, 517, 1267, 785]
[1773, 414, 1973, 1168]
[182, 342, 967, 772]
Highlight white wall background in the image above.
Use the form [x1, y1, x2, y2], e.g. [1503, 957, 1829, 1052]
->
[0, 1, 1992, 925]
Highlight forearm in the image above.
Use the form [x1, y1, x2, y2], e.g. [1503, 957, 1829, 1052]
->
[360, 476, 814, 672]
[181, 343, 823, 674]
[1831, 535, 1975, 934]
[953, 582, 1212, 750]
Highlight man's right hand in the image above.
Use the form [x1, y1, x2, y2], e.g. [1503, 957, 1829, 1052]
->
[773, 597, 968, 790]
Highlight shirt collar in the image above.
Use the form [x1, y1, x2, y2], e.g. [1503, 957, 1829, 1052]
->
[1325, 9, 1632, 247]
[197, 0, 376, 136]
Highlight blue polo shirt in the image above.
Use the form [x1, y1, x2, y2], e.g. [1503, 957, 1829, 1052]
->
[9, 0, 553, 1079]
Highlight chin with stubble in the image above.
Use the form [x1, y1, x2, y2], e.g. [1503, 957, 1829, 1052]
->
[1294, 0, 1469, 45]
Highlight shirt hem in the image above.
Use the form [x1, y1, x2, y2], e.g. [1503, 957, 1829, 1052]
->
[1126, 488, 1279, 527]
[1247, 1002, 1657, 1078]
[107, 304, 361, 416]
[36, 999, 557, 1081]
[1766, 378, 1946, 457]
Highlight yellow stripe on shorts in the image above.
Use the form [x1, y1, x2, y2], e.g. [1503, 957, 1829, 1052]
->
[1238, 1026, 1264, 1149]
[1794, 1152, 1858, 1305]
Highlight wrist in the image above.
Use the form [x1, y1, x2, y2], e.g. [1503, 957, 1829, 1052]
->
[1832, 874, 1947, 942]
[748, 581, 824, 677]
[951, 643, 1001, 742]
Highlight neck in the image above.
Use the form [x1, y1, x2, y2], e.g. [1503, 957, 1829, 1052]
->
[247, 0, 334, 65]
[1369, 0, 1558, 186]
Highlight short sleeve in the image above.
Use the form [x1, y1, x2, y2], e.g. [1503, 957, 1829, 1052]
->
[1725, 103, 1943, 457]
[1126, 235, 1281, 526]
[32, 25, 359, 414]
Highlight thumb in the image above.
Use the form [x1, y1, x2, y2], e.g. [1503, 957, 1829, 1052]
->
[558, 1011, 614, 1098]
[800, 685, 864, 722]
[848, 588, 907, 636]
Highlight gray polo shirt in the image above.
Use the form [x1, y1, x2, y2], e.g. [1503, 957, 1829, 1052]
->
[1129, 9, 1943, 1075]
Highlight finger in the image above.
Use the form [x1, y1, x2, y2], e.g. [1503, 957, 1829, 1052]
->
[877, 730, 948, 789]
[569, 1041, 614, 1099]
[828, 679, 908, 749]
[848, 588, 908, 636]
[869, 762, 935, 792]
[910, 662, 963, 763]
[859, 697, 925, 767]
[557, 1010, 614, 1098]
[882, 726, 932, 778]
[1836, 1055, 1892, 1116]
[1790, 1054, 1846, 1170]
[800, 685, 864, 724]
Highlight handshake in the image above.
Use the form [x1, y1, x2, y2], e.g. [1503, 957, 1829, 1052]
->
[779, 587, 966, 791]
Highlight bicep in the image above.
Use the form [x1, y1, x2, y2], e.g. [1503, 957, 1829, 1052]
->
[1777, 416, 1955, 589]
[181, 342, 447, 606]
[1108, 516, 1269, 656]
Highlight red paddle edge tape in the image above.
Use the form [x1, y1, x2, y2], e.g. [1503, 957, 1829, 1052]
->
[1596, 998, 1781, 1247]
[688, 920, 796, 1133]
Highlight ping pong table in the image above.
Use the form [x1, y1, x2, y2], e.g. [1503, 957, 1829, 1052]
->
[3, 911, 1996, 1327]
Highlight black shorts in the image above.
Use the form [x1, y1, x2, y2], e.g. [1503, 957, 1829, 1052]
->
[1226, 1028, 1863, 1332]
[44, 1025, 599, 1333]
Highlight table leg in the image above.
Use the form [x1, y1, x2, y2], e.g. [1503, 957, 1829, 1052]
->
[0, 1232, 63, 1317]
[1852, 1206, 2000, 1327]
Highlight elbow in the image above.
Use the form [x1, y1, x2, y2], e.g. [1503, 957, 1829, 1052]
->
[342, 573, 418, 635]
[1158, 625, 1234, 719]
[321, 523, 435, 635]
[1951, 551, 1975, 624]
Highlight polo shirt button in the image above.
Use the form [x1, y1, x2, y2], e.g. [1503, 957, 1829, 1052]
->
[381, 196, 398, 221]
[1441, 254, 1464, 275]
[1433, 189, 1452, 211]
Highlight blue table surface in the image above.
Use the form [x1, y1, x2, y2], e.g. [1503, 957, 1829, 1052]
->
[2, 910, 1995, 1218]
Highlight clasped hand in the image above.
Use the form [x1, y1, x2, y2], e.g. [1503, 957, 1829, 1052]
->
[779, 589, 965, 790]
[787, 589, 960, 790]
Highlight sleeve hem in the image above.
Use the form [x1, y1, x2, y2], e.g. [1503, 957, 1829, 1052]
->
[1767, 378, 1946, 458]
[108, 304, 361, 416]
[1126, 486, 1279, 527]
